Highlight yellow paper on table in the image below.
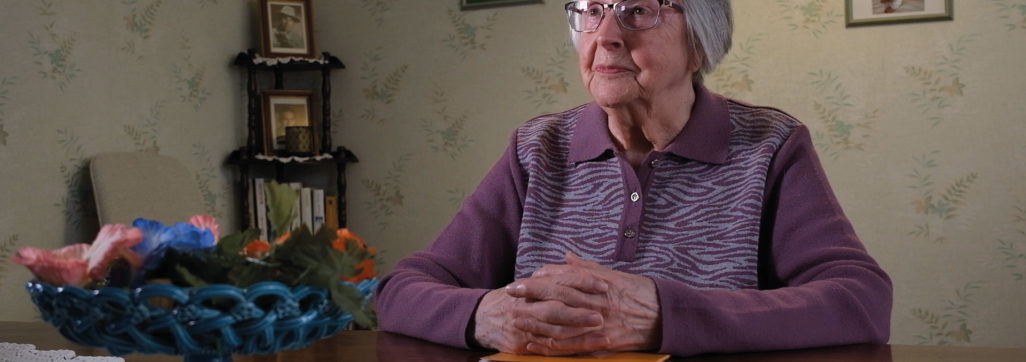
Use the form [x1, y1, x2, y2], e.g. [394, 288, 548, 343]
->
[481, 352, 670, 362]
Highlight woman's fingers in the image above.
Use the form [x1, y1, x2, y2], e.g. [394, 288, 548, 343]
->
[474, 288, 536, 353]
[508, 272, 609, 302]
[512, 314, 602, 340]
[491, 255, 660, 354]
[524, 332, 611, 356]
[511, 299, 603, 338]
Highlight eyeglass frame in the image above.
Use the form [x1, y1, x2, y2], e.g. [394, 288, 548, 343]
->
[564, 0, 685, 33]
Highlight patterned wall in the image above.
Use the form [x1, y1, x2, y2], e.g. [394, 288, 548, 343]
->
[1, 0, 1024, 349]
[0, 0, 246, 322]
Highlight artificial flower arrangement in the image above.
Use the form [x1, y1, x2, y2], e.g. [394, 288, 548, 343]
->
[13, 180, 378, 330]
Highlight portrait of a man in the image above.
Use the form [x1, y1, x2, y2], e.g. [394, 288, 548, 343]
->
[272, 4, 305, 50]
[260, 0, 315, 57]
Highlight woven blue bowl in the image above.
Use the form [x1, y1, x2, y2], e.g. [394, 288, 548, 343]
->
[26, 279, 374, 361]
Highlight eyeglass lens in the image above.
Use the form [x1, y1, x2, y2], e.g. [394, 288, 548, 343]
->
[566, 0, 664, 32]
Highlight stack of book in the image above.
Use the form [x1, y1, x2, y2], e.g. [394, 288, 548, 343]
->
[250, 178, 338, 241]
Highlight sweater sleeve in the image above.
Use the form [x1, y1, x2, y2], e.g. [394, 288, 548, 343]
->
[653, 125, 893, 356]
[374, 133, 526, 348]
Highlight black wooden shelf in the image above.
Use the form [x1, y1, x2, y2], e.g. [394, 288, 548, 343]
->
[228, 49, 356, 230]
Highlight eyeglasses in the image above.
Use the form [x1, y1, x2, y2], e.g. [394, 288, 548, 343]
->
[564, 0, 684, 33]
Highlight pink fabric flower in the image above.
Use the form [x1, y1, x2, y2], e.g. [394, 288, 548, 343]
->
[13, 224, 144, 287]
[83, 224, 144, 280]
[12, 244, 90, 286]
[189, 214, 220, 242]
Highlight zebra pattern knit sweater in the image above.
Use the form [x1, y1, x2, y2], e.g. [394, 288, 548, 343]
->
[375, 84, 892, 357]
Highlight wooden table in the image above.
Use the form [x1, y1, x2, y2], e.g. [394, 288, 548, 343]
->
[1, 321, 1024, 361]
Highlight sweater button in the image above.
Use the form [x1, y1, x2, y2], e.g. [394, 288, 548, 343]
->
[624, 228, 637, 238]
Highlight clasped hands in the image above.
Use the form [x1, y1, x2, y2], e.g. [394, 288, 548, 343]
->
[473, 252, 661, 355]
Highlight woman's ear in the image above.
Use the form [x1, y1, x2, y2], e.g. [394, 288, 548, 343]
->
[685, 34, 709, 73]
[687, 46, 705, 75]
[685, 30, 706, 74]
[691, 55, 705, 74]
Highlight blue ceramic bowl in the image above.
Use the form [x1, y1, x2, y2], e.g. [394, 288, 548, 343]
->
[25, 280, 373, 360]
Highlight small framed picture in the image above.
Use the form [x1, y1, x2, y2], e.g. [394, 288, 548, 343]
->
[259, 0, 316, 58]
[460, 0, 543, 11]
[261, 90, 316, 156]
[846, 0, 953, 27]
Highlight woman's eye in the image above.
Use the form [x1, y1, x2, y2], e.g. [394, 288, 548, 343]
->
[629, 7, 651, 15]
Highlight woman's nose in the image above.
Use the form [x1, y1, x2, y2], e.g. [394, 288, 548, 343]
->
[594, 12, 625, 49]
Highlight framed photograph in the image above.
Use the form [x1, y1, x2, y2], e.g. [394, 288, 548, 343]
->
[259, 0, 316, 58]
[846, 0, 953, 27]
[461, 0, 543, 11]
[261, 90, 317, 156]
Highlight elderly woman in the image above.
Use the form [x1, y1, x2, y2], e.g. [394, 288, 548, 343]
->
[376, 0, 891, 357]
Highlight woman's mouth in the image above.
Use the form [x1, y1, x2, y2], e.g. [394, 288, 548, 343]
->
[594, 65, 631, 74]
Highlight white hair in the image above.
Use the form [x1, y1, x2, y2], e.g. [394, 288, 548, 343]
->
[569, 0, 733, 81]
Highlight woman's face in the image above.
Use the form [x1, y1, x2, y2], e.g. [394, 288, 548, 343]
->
[576, 1, 696, 108]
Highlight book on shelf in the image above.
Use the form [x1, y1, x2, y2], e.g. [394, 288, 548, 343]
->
[324, 195, 339, 230]
[250, 178, 331, 237]
[247, 179, 256, 233]
[289, 182, 302, 231]
[300, 186, 313, 231]
[312, 188, 325, 232]
[253, 178, 268, 241]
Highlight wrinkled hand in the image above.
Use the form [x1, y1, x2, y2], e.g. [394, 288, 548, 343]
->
[507, 252, 661, 355]
[473, 267, 609, 355]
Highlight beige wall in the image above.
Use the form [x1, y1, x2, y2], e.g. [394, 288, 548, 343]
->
[0, 0, 1023, 348]
[0, 0, 250, 323]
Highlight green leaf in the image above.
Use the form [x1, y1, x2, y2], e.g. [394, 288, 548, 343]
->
[155, 248, 231, 286]
[331, 282, 376, 328]
[137, 216, 378, 329]
[229, 260, 277, 287]
[267, 226, 377, 327]
[217, 228, 259, 255]
[174, 264, 210, 287]
[264, 181, 299, 238]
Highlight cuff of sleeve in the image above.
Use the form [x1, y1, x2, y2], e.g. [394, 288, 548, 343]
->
[652, 277, 703, 357]
[453, 288, 491, 349]
[464, 288, 491, 349]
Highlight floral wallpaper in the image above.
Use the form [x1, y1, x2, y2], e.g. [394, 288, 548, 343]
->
[0, 0, 1024, 350]
[0, 76, 14, 145]
[0, 0, 242, 321]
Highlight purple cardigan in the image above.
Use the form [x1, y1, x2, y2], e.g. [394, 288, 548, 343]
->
[375, 85, 892, 357]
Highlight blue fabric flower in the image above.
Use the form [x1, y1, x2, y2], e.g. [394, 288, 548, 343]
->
[131, 218, 216, 276]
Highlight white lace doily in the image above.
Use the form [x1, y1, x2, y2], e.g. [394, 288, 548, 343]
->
[254, 153, 334, 163]
[0, 342, 123, 362]
[250, 55, 329, 65]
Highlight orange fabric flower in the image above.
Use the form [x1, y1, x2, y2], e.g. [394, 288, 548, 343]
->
[340, 259, 376, 283]
[243, 240, 272, 258]
[274, 232, 291, 245]
[333, 228, 372, 252]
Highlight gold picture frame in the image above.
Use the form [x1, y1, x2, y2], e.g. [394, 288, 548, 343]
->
[846, 0, 953, 27]
[259, 0, 316, 57]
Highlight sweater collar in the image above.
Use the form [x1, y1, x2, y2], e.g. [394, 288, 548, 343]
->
[568, 83, 731, 165]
